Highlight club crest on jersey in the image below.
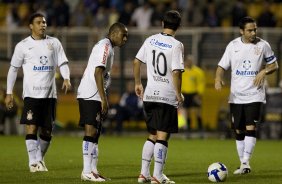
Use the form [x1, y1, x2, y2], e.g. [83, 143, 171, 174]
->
[254, 46, 261, 55]
[27, 110, 33, 120]
[47, 43, 54, 50]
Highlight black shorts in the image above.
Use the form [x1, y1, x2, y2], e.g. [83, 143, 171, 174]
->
[143, 102, 178, 133]
[20, 97, 56, 130]
[78, 99, 103, 129]
[183, 93, 200, 108]
[230, 102, 263, 130]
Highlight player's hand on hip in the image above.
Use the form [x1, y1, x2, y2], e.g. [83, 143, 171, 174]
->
[62, 79, 72, 94]
[5, 94, 14, 110]
[253, 71, 265, 88]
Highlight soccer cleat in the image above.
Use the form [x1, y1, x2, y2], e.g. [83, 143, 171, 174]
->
[151, 175, 175, 184]
[233, 163, 251, 175]
[233, 167, 241, 175]
[37, 161, 48, 171]
[29, 161, 48, 172]
[95, 172, 111, 181]
[162, 174, 172, 181]
[81, 171, 106, 182]
[138, 174, 151, 183]
[29, 163, 39, 173]
[240, 163, 251, 174]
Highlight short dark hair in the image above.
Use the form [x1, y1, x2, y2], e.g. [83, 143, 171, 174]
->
[108, 22, 126, 34]
[163, 10, 181, 31]
[29, 12, 45, 24]
[238, 16, 256, 29]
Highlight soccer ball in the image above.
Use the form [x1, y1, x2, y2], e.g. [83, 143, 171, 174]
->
[207, 162, 228, 182]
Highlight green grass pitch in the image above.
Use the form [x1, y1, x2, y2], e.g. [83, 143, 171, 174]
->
[0, 135, 282, 184]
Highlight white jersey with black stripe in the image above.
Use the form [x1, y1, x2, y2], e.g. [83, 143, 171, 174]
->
[77, 38, 114, 101]
[11, 35, 68, 98]
[136, 33, 184, 107]
[218, 37, 276, 104]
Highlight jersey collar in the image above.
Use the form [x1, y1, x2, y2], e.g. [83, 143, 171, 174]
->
[161, 32, 173, 37]
[106, 37, 114, 47]
[30, 35, 47, 40]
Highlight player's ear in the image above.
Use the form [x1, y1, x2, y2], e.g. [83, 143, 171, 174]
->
[29, 23, 33, 30]
[110, 30, 118, 39]
[239, 28, 244, 35]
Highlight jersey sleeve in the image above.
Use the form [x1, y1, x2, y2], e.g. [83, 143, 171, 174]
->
[218, 42, 232, 70]
[135, 39, 147, 63]
[55, 38, 68, 66]
[96, 41, 111, 68]
[263, 41, 276, 64]
[10, 43, 24, 67]
[171, 42, 184, 71]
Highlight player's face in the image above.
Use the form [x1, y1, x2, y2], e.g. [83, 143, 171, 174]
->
[114, 28, 128, 47]
[240, 23, 257, 43]
[29, 16, 47, 39]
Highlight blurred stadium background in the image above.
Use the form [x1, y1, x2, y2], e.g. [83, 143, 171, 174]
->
[0, 0, 282, 138]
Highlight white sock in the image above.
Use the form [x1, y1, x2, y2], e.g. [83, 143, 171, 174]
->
[35, 140, 42, 162]
[141, 140, 154, 177]
[243, 136, 256, 164]
[153, 142, 167, 180]
[26, 139, 39, 166]
[82, 141, 94, 174]
[39, 138, 50, 158]
[235, 140, 244, 163]
[35, 138, 50, 162]
[91, 143, 99, 173]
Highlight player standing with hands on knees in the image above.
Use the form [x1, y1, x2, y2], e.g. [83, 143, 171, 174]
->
[134, 10, 184, 184]
[5, 13, 71, 172]
[77, 22, 128, 182]
[215, 16, 278, 175]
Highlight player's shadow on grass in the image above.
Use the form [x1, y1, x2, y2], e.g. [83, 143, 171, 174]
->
[110, 171, 203, 179]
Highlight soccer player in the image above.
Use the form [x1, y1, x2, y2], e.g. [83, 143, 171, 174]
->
[215, 16, 278, 174]
[5, 13, 71, 172]
[134, 10, 184, 184]
[181, 55, 205, 136]
[77, 22, 128, 182]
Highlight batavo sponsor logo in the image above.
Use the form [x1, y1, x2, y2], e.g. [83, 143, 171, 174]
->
[33, 65, 54, 71]
[235, 70, 258, 76]
[102, 43, 109, 64]
[236, 60, 258, 76]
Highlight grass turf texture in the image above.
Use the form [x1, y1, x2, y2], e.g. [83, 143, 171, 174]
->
[0, 135, 282, 184]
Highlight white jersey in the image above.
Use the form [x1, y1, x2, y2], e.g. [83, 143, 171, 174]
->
[77, 38, 114, 101]
[11, 35, 68, 98]
[218, 37, 276, 104]
[136, 33, 184, 106]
